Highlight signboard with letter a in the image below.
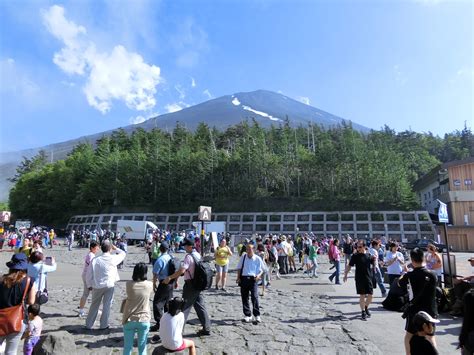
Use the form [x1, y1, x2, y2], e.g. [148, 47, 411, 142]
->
[198, 206, 212, 221]
[437, 199, 449, 223]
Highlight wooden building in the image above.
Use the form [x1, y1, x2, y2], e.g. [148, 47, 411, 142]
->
[413, 157, 474, 251]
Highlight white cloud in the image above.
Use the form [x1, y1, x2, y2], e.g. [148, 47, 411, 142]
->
[457, 68, 474, 78]
[129, 115, 146, 124]
[394, 64, 408, 86]
[190, 77, 196, 87]
[414, 0, 444, 4]
[203, 89, 213, 99]
[299, 96, 310, 105]
[129, 111, 158, 124]
[42, 5, 162, 114]
[0, 58, 40, 97]
[174, 84, 185, 99]
[171, 18, 208, 68]
[165, 103, 183, 113]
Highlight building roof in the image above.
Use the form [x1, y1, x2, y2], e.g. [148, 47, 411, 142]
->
[413, 157, 474, 191]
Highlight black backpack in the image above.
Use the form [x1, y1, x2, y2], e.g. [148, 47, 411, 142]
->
[268, 248, 276, 263]
[190, 253, 213, 291]
[168, 255, 181, 278]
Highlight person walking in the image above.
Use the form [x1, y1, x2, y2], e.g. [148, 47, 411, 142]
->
[122, 263, 153, 355]
[328, 239, 341, 284]
[343, 240, 376, 321]
[236, 243, 265, 323]
[384, 242, 405, 286]
[343, 235, 353, 269]
[85, 241, 126, 329]
[150, 242, 174, 332]
[214, 238, 232, 291]
[368, 240, 387, 297]
[67, 230, 75, 251]
[78, 241, 100, 318]
[0, 253, 36, 355]
[398, 248, 438, 355]
[308, 239, 319, 278]
[163, 238, 211, 336]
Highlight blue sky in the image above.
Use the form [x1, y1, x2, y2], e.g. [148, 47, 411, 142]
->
[0, 0, 472, 153]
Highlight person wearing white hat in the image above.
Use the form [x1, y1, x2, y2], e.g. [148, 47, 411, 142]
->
[409, 311, 440, 355]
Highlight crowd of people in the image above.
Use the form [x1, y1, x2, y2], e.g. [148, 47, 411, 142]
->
[0, 226, 473, 355]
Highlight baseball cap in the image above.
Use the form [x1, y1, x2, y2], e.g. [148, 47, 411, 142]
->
[182, 238, 195, 247]
[160, 241, 169, 250]
[413, 311, 440, 328]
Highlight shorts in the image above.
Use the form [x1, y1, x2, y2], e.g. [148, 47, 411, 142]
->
[355, 281, 373, 295]
[174, 341, 186, 352]
[215, 264, 229, 273]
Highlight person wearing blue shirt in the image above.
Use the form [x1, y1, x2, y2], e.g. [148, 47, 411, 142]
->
[236, 243, 265, 323]
[150, 242, 174, 332]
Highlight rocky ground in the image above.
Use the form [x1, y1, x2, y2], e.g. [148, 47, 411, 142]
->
[0, 243, 468, 354]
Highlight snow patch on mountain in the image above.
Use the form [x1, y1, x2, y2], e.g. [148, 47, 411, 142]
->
[242, 105, 282, 122]
[232, 97, 241, 106]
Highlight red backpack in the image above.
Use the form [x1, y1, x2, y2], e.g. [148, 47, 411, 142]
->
[328, 242, 335, 261]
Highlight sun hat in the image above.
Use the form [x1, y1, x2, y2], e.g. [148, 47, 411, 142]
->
[6, 253, 29, 271]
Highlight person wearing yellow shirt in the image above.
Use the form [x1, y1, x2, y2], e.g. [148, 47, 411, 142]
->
[214, 239, 232, 291]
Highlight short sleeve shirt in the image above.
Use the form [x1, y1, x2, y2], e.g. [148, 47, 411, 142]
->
[215, 246, 231, 266]
[349, 253, 374, 283]
[28, 316, 43, 338]
[182, 251, 200, 281]
[409, 334, 439, 355]
[0, 277, 34, 309]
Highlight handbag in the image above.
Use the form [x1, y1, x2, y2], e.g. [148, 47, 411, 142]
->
[0, 277, 30, 336]
[237, 255, 246, 287]
[35, 264, 49, 305]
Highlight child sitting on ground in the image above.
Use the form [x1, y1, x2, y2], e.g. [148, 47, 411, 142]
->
[159, 297, 196, 355]
[22, 304, 43, 355]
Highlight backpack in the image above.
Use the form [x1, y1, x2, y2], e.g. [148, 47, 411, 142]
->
[190, 253, 213, 291]
[304, 245, 310, 255]
[268, 248, 276, 263]
[167, 255, 181, 278]
[328, 244, 335, 261]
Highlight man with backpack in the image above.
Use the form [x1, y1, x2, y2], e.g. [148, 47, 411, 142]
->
[163, 238, 211, 336]
[150, 242, 176, 332]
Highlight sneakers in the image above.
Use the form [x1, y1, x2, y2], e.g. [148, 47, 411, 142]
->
[243, 316, 252, 323]
[78, 309, 86, 318]
[329, 275, 334, 283]
[365, 307, 371, 318]
[221, 287, 227, 292]
[361, 310, 367, 321]
[197, 329, 211, 336]
[150, 334, 161, 344]
[215, 285, 219, 290]
[255, 316, 262, 323]
[149, 324, 160, 332]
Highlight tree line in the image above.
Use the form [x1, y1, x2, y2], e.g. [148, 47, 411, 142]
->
[8, 120, 474, 226]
